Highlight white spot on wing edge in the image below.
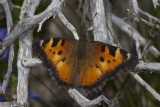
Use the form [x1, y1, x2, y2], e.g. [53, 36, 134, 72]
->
[117, 47, 121, 51]
[50, 38, 53, 42]
[40, 40, 44, 47]
[127, 53, 131, 60]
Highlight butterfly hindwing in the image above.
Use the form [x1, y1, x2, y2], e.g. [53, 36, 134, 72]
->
[79, 41, 138, 89]
[33, 38, 76, 86]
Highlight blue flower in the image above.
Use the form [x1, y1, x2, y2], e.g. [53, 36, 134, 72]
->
[28, 90, 42, 99]
[0, 96, 6, 102]
[0, 82, 9, 102]
[0, 28, 7, 40]
[0, 28, 9, 63]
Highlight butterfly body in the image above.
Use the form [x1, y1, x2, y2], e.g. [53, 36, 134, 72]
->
[33, 37, 138, 91]
[72, 40, 97, 88]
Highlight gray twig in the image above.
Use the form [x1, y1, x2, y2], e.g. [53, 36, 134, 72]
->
[131, 73, 160, 102]
[152, 0, 160, 8]
[112, 14, 160, 57]
[57, 11, 79, 40]
[135, 61, 160, 72]
[126, 1, 160, 100]
[89, 0, 109, 43]
[127, 9, 160, 29]
[131, 0, 160, 24]
[0, 0, 14, 94]
[0, 102, 23, 107]
[8, 0, 21, 9]
[16, 0, 40, 105]
[104, 0, 116, 45]
[22, 58, 42, 68]
[68, 89, 113, 107]
[0, 0, 64, 56]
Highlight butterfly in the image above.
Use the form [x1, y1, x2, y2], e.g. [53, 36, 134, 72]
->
[33, 37, 138, 92]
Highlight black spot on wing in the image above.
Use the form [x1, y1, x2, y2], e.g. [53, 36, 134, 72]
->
[52, 38, 60, 47]
[100, 57, 104, 62]
[101, 45, 105, 52]
[58, 50, 62, 55]
[61, 40, 65, 46]
[109, 46, 117, 57]
[95, 64, 99, 68]
[62, 57, 66, 62]
[120, 49, 128, 59]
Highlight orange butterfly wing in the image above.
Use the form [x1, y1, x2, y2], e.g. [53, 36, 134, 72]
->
[79, 41, 138, 89]
[34, 38, 138, 90]
[33, 38, 76, 86]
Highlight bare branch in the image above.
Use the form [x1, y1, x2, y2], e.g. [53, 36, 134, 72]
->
[127, 9, 160, 29]
[57, 11, 79, 40]
[139, 9, 160, 24]
[2, 2, 13, 31]
[152, 0, 160, 8]
[0, 0, 64, 56]
[125, 0, 160, 97]
[131, 0, 160, 24]
[135, 40, 142, 58]
[89, 0, 109, 43]
[130, 0, 139, 14]
[104, 0, 116, 45]
[68, 89, 113, 107]
[131, 73, 160, 102]
[112, 14, 160, 57]
[16, 0, 40, 105]
[23, 58, 42, 68]
[37, 12, 55, 32]
[9, 0, 21, 9]
[0, 102, 23, 107]
[0, 0, 6, 4]
[135, 61, 160, 72]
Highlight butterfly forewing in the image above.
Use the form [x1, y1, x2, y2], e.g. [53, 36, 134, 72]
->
[79, 41, 138, 89]
[33, 38, 76, 86]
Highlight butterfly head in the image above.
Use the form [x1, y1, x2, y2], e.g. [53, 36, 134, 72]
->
[79, 32, 88, 41]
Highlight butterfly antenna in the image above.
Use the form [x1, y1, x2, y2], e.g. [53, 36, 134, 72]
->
[81, 13, 97, 40]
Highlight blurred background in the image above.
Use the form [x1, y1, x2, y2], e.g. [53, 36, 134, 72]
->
[0, 0, 160, 107]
